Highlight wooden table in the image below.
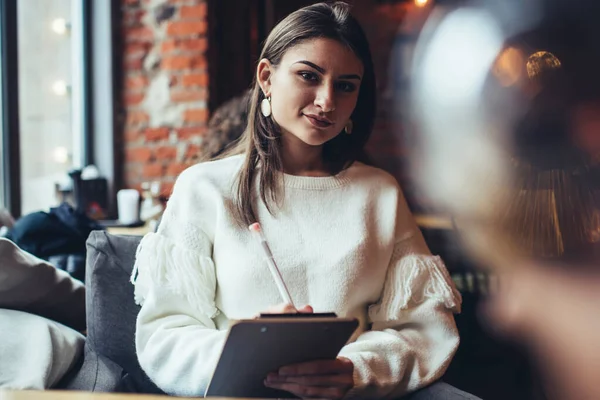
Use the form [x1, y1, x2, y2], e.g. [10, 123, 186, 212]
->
[106, 223, 152, 237]
[0, 391, 260, 400]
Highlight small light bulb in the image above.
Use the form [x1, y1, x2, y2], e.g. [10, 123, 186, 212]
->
[415, 0, 429, 7]
[51, 18, 70, 35]
[53, 146, 70, 164]
[52, 80, 69, 96]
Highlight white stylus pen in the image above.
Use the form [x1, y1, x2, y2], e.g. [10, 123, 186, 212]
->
[249, 222, 296, 308]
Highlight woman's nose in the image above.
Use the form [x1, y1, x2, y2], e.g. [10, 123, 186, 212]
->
[314, 84, 336, 112]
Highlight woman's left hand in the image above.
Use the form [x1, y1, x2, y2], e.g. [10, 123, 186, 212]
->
[264, 357, 354, 399]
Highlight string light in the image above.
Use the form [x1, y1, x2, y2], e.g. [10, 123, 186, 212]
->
[52, 80, 70, 96]
[53, 146, 70, 164]
[51, 18, 70, 35]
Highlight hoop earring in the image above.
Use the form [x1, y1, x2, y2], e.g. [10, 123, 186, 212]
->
[261, 97, 272, 117]
[344, 120, 353, 135]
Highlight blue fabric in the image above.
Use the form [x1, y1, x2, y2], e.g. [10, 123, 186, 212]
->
[6, 202, 102, 260]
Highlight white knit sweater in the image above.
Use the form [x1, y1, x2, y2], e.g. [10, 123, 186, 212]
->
[131, 155, 461, 399]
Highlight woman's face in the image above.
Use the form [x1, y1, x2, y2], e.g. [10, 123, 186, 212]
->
[257, 38, 363, 147]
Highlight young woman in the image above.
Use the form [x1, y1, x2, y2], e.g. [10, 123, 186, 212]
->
[132, 2, 464, 399]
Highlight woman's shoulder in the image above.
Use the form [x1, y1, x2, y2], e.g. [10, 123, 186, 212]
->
[168, 155, 244, 203]
[347, 161, 401, 192]
[177, 154, 245, 186]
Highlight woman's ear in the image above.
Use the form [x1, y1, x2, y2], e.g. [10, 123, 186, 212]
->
[257, 58, 273, 97]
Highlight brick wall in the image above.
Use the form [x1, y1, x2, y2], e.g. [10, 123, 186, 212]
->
[120, 0, 209, 196]
[119, 0, 426, 205]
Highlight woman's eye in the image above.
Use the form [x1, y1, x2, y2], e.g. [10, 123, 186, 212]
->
[299, 72, 318, 82]
[336, 81, 357, 93]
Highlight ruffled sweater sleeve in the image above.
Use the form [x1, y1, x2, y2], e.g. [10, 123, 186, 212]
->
[130, 168, 226, 397]
[338, 189, 462, 399]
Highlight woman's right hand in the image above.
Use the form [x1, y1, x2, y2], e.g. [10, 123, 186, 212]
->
[261, 303, 313, 315]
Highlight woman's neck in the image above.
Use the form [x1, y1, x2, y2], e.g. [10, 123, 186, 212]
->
[280, 134, 330, 177]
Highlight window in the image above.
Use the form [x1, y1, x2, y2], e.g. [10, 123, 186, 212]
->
[18, 0, 91, 215]
[0, 0, 93, 217]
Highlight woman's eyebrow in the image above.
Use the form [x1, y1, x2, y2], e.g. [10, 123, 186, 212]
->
[293, 60, 362, 80]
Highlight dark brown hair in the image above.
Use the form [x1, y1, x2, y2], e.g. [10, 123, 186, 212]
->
[222, 1, 376, 226]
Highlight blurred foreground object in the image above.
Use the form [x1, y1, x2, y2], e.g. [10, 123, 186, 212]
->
[409, 0, 600, 269]
[485, 264, 600, 400]
[406, 0, 600, 398]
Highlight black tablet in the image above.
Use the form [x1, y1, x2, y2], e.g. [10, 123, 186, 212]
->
[205, 316, 359, 398]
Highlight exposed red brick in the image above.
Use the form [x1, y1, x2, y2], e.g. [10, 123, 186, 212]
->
[183, 108, 208, 123]
[125, 170, 143, 188]
[161, 55, 206, 70]
[169, 75, 180, 87]
[123, 10, 146, 27]
[170, 89, 207, 103]
[161, 38, 208, 54]
[124, 43, 150, 59]
[125, 147, 153, 163]
[125, 110, 149, 127]
[166, 162, 193, 176]
[155, 146, 178, 161]
[176, 126, 207, 140]
[143, 163, 165, 178]
[125, 110, 150, 126]
[126, 75, 149, 89]
[181, 72, 208, 87]
[121, 0, 211, 191]
[125, 92, 145, 106]
[180, 4, 207, 19]
[167, 20, 207, 37]
[144, 127, 170, 141]
[123, 26, 153, 43]
[125, 129, 143, 142]
[124, 57, 144, 70]
[160, 40, 178, 53]
[180, 38, 208, 52]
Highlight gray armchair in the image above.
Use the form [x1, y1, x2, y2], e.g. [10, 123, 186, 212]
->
[60, 231, 162, 394]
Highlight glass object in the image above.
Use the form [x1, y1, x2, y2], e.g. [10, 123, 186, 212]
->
[407, 2, 600, 270]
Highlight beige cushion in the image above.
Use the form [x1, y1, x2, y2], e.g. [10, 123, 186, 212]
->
[0, 238, 86, 331]
[0, 309, 84, 389]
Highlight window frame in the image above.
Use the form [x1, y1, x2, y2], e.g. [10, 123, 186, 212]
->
[0, 0, 22, 216]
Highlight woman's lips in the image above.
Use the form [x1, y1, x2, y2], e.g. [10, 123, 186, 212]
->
[303, 114, 333, 128]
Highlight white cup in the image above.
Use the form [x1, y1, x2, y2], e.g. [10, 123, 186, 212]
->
[117, 189, 140, 225]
